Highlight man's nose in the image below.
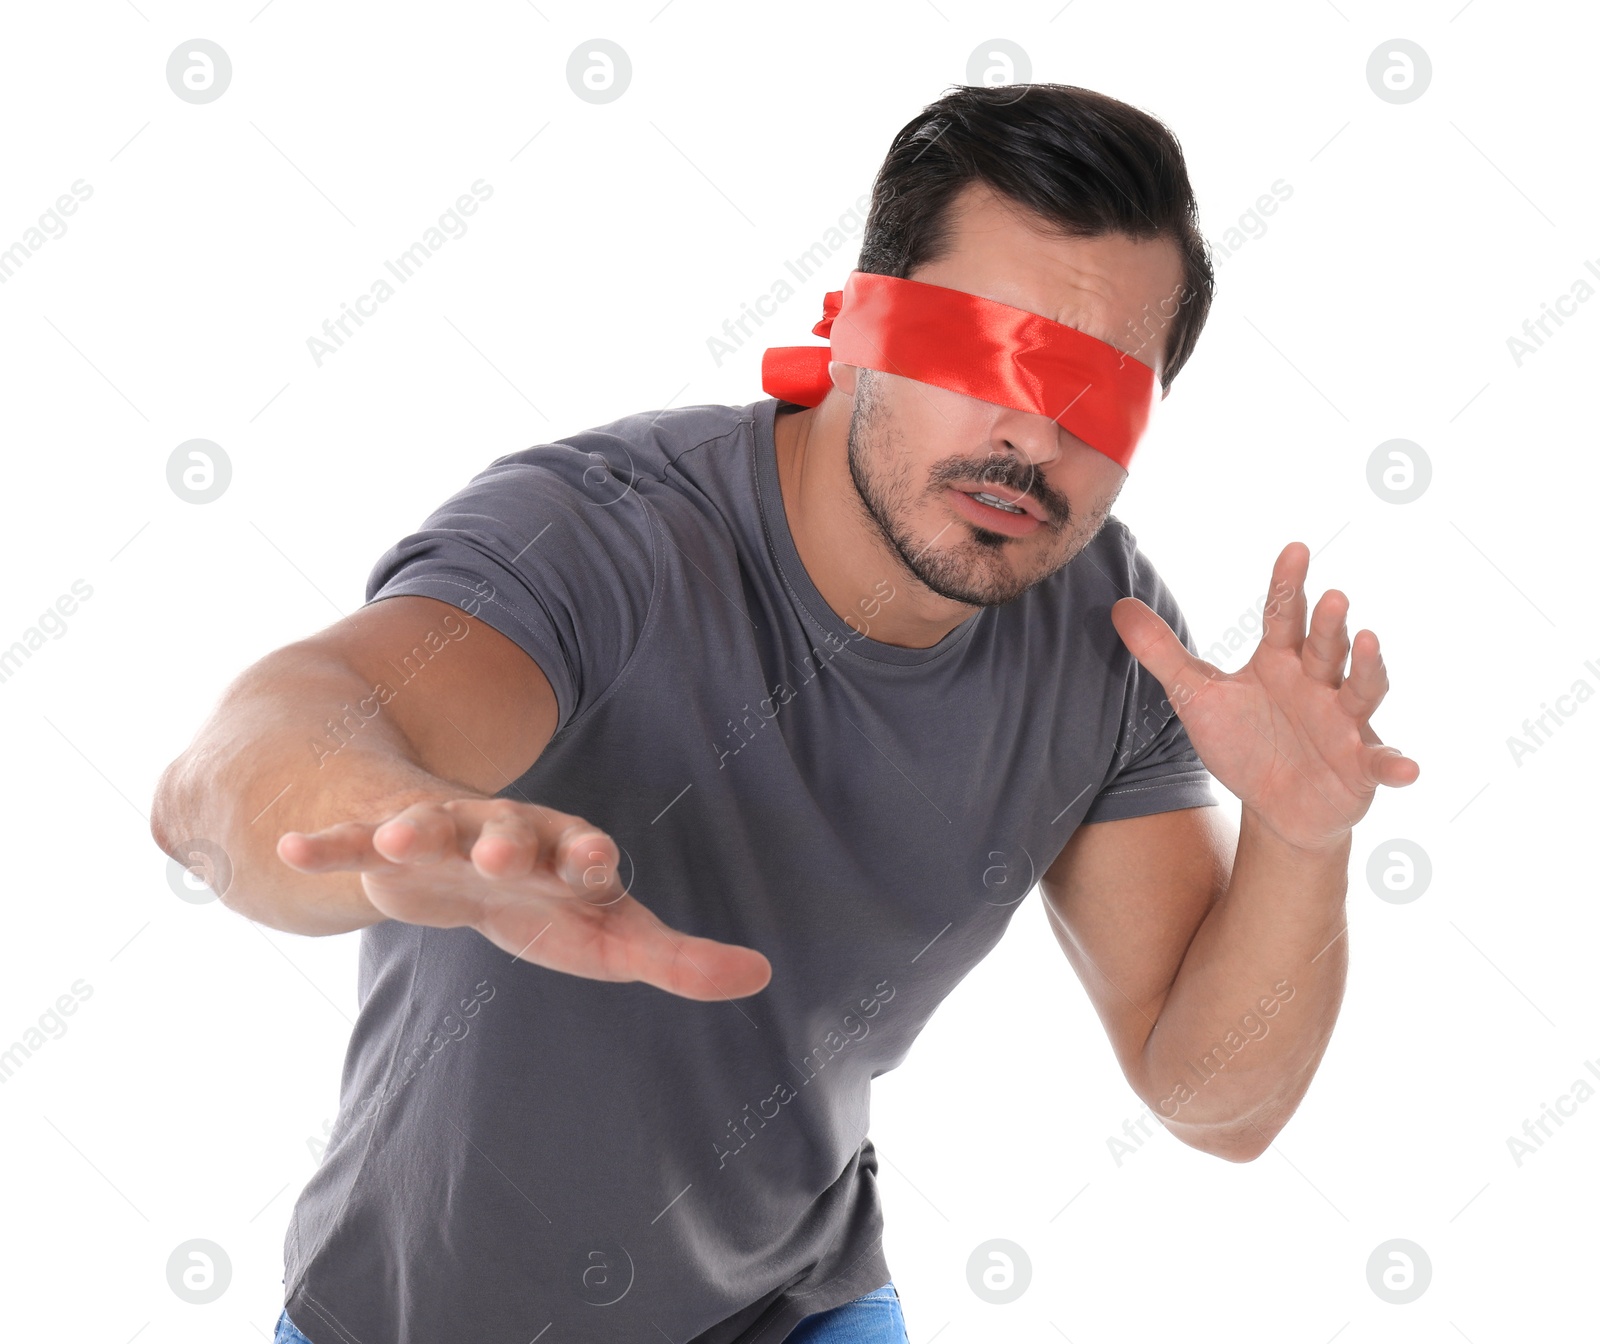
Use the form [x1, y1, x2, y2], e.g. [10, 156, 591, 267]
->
[984, 407, 1063, 482]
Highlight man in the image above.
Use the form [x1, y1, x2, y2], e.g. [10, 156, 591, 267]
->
[151, 83, 1417, 1344]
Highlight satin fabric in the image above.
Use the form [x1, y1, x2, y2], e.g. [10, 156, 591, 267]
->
[761, 270, 1158, 470]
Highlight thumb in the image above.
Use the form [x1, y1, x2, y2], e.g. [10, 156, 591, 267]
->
[1109, 597, 1213, 712]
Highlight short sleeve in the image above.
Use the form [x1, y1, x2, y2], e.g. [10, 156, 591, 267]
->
[1081, 530, 1220, 824]
[363, 444, 658, 738]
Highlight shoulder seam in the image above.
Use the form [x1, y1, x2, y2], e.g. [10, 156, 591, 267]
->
[656, 407, 755, 482]
[546, 485, 662, 744]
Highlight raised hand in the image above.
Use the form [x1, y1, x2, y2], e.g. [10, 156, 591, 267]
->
[276, 798, 773, 1000]
[1108, 541, 1420, 854]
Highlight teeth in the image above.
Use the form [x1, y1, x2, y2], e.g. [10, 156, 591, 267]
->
[973, 490, 1025, 514]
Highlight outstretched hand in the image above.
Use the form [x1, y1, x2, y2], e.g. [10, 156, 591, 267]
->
[277, 798, 773, 1000]
[1109, 541, 1419, 854]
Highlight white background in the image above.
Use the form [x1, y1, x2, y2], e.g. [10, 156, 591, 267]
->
[1, 1, 1595, 1340]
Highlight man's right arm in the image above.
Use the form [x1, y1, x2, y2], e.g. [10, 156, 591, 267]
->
[149, 594, 557, 936]
[150, 591, 772, 999]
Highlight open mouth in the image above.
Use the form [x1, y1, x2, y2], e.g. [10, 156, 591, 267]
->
[970, 490, 1026, 514]
[945, 485, 1043, 536]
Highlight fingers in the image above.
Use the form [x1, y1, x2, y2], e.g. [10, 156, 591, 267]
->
[279, 797, 614, 891]
[1364, 742, 1422, 787]
[277, 802, 471, 874]
[283, 796, 771, 1000]
[1337, 628, 1390, 720]
[373, 803, 473, 865]
[554, 825, 623, 900]
[377, 801, 624, 904]
[277, 819, 386, 873]
[1109, 597, 1214, 705]
[569, 898, 775, 1000]
[1260, 542, 1310, 651]
[639, 924, 774, 1001]
[473, 880, 773, 1000]
[1340, 631, 1417, 784]
[1300, 589, 1351, 688]
[469, 805, 548, 881]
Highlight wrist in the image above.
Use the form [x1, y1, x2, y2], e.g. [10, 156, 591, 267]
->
[1239, 804, 1352, 867]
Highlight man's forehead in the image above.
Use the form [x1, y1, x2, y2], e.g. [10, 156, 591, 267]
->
[908, 185, 1185, 361]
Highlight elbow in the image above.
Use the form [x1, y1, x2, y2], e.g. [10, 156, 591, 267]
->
[148, 757, 184, 859]
[149, 750, 207, 865]
[1194, 1132, 1273, 1163]
[1154, 1107, 1280, 1163]
[148, 755, 236, 908]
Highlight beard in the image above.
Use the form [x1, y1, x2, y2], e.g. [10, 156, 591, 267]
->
[844, 371, 1111, 607]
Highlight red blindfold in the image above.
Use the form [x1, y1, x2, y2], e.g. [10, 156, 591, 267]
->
[761, 270, 1159, 470]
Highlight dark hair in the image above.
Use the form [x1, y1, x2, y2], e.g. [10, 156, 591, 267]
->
[857, 83, 1213, 393]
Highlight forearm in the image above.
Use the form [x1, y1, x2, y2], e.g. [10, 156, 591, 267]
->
[150, 642, 488, 936]
[1136, 807, 1350, 1160]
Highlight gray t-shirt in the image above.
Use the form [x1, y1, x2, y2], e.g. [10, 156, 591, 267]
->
[282, 397, 1218, 1344]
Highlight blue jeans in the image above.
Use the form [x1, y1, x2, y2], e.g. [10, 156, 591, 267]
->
[790, 1282, 909, 1342]
[274, 1281, 908, 1343]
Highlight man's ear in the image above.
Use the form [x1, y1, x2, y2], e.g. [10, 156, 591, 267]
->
[828, 361, 859, 397]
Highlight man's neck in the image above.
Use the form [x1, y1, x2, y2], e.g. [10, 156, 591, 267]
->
[772, 400, 979, 650]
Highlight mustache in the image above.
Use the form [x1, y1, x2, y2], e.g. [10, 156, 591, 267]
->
[928, 457, 1069, 525]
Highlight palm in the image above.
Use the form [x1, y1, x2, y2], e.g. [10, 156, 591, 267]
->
[1109, 541, 1419, 853]
[278, 801, 771, 1001]
[363, 858, 759, 999]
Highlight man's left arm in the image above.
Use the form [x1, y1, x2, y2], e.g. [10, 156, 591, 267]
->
[1040, 539, 1420, 1163]
[1040, 802, 1350, 1163]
